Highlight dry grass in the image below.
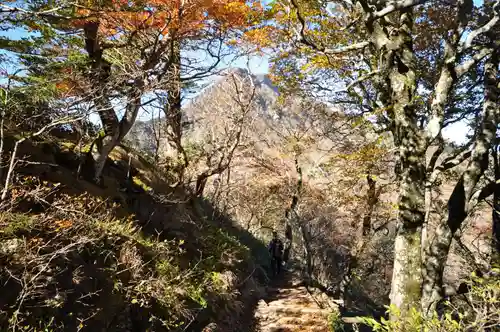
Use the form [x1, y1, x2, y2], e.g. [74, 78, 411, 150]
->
[0, 146, 265, 331]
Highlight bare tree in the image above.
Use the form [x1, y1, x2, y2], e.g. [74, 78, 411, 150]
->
[183, 71, 257, 197]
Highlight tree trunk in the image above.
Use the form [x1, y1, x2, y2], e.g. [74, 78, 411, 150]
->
[195, 173, 208, 196]
[92, 88, 141, 182]
[340, 174, 381, 313]
[493, 144, 500, 264]
[390, 129, 426, 315]
[358, 5, 426, 315]
[284, 157, 303, 268]
[422, 50, 499, 315]
[390, 227, 423, 311]
[299, 220, 313, 280]
[362, 174, 377, 236]
[382, 9, 426, 316]
[92, 132, 119, 183]
[421, 185, 432, 261]
[0, 106, 5, 183]
[283, 221, 292, 263]
[164, 38, 188, 183]
[83, 21, 142, 182]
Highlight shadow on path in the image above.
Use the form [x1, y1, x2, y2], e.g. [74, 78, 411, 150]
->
[252, 269, 333, 332]
[250, 267, 380, 332]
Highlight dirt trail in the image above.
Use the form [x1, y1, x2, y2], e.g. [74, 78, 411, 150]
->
[254, 271, 340, 332]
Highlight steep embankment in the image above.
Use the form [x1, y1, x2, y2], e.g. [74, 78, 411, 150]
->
[0, 134, 269, 332]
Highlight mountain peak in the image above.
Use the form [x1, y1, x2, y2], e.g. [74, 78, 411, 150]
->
[217, 67, 276, 92]
[220, 67, 250, 77]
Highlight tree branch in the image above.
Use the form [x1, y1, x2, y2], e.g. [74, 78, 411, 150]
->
[289, 0, 369, 54]
[424, 0, 484, 143]
[455, 47, 493, 77]
[437, 149, 473, 173]
[0, 3, 71, 19]
[329, 70, 381, 94]
[368, 0, 429, 21]
[460, 0, 500, 51]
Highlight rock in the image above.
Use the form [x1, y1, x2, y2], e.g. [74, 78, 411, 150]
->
[202, 322, 218, 332]
[0, 238, 23, 255]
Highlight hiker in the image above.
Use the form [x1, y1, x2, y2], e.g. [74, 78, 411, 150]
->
[268, 231, 284, 276]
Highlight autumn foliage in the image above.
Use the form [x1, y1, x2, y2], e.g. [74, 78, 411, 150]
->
[71, 0, 262, 37]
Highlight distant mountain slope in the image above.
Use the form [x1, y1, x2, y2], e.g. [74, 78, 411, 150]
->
[125, 68, 370, 171]
[125, 68, 283, 155]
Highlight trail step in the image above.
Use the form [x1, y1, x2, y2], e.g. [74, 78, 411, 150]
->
[256, 274, 353, 332]
[257, 305, 332, 314]
[266, 299, 324, 307]
[256, 306, 332, 319]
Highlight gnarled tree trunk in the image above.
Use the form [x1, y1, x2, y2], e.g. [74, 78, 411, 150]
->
[164, 38, 189, 184]
[493, 143, 500, 264]
[422, 50, 500, 315]
[84, 21, 142, 183]
[373, 9, 426, 315]
[92, 90, 141, 182]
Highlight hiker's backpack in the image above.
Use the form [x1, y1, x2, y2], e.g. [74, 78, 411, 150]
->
[273, 239, 284, 258]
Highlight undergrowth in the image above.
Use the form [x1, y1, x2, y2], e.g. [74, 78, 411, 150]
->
[0, 176, 258, 331]
[356, 270, 500, 331]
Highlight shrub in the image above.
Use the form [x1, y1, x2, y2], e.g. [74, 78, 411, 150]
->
[359, 269, 500, 331]
[328, 310, 345, 332]
[0, 177, 258, 331]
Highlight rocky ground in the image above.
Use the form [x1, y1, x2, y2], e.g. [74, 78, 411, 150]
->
[253, 269, 363, 332]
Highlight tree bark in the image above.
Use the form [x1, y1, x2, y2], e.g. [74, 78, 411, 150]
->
[164, 38, 188, 183]
[492, 144, 500, 264]
[422, 144, 446, 261]
[379, 9, 426, 315]
[422, 50, 499, 315]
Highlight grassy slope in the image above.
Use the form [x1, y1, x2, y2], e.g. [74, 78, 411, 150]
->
[0, 134, 269, 332]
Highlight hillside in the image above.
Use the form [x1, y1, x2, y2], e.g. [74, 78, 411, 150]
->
[126, 68, 382, 188]
[0, 132, 270, 331]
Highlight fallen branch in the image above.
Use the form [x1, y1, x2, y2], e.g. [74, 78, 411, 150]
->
[1, 115, 84, 201]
